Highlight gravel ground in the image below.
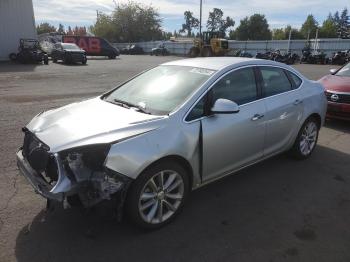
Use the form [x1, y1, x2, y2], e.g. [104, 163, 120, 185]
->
[0, 56, 349, 262]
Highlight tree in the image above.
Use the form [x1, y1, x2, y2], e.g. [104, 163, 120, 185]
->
[319, 14, 338, 38]
[180, 11, 199, 37]
[300, 15, 319, 39]
[206, 8, 234, 35]
[337, 8, 350, 38]
[36, 22, 56, 35]
[233, 14, 271, 40]
[57, 24, 65, 35]
[272, 28, 285, 40]
[72, 26, 87, 36]
[272, 25, 303, 40]
[90, 2, 163, 42]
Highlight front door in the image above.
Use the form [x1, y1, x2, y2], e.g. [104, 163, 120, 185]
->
[201, 67, 266, 182]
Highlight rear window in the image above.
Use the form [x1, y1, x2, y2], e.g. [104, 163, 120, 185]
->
[260, 67, 292, 97]
[286, 71, 302, 88]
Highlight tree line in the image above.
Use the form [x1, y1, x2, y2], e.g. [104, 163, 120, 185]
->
[37, 2, 350, 42]
[36, 23, 88, 36]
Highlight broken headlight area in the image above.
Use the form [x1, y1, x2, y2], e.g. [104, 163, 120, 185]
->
[59, 145, 132, 211]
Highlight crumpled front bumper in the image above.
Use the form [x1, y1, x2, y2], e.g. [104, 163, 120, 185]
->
[16, 150, 64, 202]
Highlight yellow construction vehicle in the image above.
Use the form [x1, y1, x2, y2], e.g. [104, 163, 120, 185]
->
[189, 31, 229, 57]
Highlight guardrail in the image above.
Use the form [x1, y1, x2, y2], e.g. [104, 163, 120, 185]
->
[113, 38, 350, 57]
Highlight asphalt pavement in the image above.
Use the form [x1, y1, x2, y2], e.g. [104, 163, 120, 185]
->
[0, 56, 349, 262]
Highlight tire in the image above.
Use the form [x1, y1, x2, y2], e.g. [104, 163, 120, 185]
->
[201, 47, 212, 57]
[52, 57, 57, 63]
[9, 53, 17, 61]
[126, 161, 190, 229]
[289, 117, 320, 160]
[108, 55, 116, 59]
[43, 55, 49, 65]
[189, 47, 200, 58]
[63, 56, 69, 64]
[82, 56, 87, 65]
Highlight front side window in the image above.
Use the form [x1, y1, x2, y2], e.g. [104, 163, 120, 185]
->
[211, 67, 258, 105]
[104, 65, 215, 115]
[260, 67, 292, 97]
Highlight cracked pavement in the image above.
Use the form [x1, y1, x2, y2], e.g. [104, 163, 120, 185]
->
[0, 57, 349, 262]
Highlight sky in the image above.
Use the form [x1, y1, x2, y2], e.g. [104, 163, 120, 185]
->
[33, 0, 349, 33]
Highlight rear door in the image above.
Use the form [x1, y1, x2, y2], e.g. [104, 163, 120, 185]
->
[257, 66, 303, 156]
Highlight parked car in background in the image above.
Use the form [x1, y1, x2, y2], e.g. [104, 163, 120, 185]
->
[9, 39, 48, 65]
[17, 58, 326, 229]
[120, 44, 144, 55]
[51, 43, 87, 64]
[63, 36, 120, 59]
[319, 62, 350, 121]
[150, 44, 169, 56]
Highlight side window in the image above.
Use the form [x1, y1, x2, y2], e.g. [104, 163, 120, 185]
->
[211, 67, 257, 105]
[186, 97, 206, 121]
[260, 67, 292, 97]
[286, 71, 302, 88]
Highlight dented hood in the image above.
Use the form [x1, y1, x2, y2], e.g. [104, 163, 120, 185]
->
[26, 97, 166, 152]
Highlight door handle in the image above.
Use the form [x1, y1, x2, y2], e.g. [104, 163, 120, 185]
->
[293, 99, 303, 105]
[251, 114, 264, 121]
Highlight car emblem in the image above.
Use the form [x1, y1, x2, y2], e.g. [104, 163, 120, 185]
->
[330, 93, 339, 102]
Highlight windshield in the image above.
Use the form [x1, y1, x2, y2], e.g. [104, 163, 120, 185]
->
[62, 43, 80, 50]
[104, 65, 215, 115]
[336, 63, 350, 77]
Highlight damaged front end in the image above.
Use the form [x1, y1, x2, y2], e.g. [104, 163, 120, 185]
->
[17, 130, 132, 218]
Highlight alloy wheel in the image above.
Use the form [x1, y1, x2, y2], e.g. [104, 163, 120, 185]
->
[138, 170, 184, 224]
[299, 121, 318, 156]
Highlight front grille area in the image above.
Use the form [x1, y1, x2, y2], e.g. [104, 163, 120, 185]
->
[22, 132, 51, 173]
[325, 91, 350, 104]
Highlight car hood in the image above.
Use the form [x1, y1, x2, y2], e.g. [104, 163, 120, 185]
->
[26, 97, 167, 152]
[319, 75, 350, 93]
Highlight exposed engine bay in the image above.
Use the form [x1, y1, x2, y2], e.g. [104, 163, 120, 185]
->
[20, 129, 132, 217]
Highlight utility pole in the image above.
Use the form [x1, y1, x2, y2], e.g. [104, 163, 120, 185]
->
[199, 0, 202, 37]
[287, 29, 292, 53]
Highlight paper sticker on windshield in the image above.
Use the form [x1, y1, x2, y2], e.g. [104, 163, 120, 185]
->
[190, 68, 215, 76]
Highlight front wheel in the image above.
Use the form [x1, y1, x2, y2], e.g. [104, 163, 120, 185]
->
[9, 53, 17, 61]
[289, 117, 319, 159]
[126, 161, 189, 229]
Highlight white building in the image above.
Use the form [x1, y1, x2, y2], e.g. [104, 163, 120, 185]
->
[0, 0, 37, 61]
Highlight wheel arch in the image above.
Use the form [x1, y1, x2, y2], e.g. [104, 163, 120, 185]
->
[139, 155, 194, 189]
[307, 113, 322, 129]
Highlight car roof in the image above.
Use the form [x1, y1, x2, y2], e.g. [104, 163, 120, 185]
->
[162, 57, 291, 71]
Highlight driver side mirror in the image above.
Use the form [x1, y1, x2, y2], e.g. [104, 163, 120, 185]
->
[330, 69, 337, 75]
[211, 99, 239, 114]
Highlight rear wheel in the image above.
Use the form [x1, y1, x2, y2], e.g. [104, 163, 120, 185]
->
[290, 117, 319, 159]
[43, 55, 49, 65]
[189, 47, 200, 58]
[201, 47, 212, 57]
[126, 161, 189, 229]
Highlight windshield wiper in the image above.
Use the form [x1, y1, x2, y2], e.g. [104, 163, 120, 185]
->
[112, 99, 151, 115]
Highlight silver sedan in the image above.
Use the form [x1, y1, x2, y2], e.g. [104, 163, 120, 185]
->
[17, 58, 327, 228]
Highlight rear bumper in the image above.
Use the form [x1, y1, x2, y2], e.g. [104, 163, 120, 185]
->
[16, 150, 64, 201]
[327, 102, 350, 121]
